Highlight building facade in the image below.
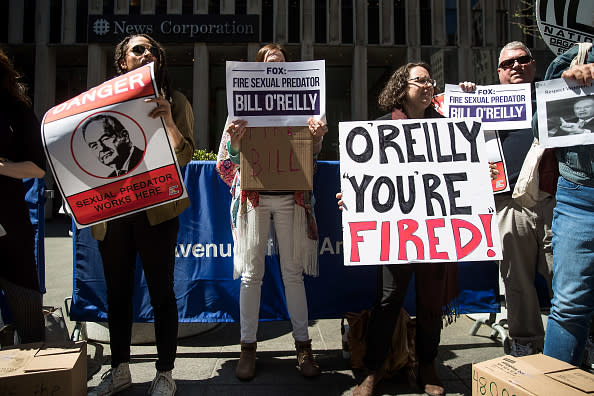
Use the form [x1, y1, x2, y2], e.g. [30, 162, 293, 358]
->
[4, 0, 559, 216]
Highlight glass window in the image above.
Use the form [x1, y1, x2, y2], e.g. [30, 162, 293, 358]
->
[23, 0, 36, 43]
[288, 0, 301, 43]
[50, 0, 62, 43]
[209, 0, 220, 14]
[315, 0, 327, 43]
[103, 0, 114, 15]
[341, 0, 353, 44]
[0, 1, 7, 43]
[183, 0, 193, 14]
[420, 0, 432, 45]
[76, 0, 88, 43]
[496, 0, 508, 47]
[368, 1, 379, 44]
[394, 0, 406, 45]
[236, 0, 247, 15]
[445, 0, 457, 45]
[471, 0, 483, 47]
[262, 0, 274, 43]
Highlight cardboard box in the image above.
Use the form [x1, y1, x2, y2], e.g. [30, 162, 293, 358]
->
[472, 354, 594, 396]
[240, 126, 313, 191]
[0, 341, 86, 395]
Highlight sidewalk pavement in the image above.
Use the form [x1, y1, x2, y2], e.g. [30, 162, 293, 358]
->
[44, 217, 506, 396]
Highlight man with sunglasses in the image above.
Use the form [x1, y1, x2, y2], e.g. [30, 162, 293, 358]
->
[463, 41, 554, 357]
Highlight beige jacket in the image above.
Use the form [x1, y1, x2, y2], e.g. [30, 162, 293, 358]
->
[91, 90, 195, 241]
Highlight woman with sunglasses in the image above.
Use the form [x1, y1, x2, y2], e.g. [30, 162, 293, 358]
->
[216, 43, 327, 381]
[338, 62, 458, 396]
[88, 34, 194, 396]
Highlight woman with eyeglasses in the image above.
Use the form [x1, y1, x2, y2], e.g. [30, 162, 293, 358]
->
[216, 43, 327, 381]
[338, 62, 457, 396]
[88, 34, 195, 396]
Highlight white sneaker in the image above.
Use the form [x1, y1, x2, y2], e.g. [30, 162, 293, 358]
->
[148, 370, 176, 396]
[88, 362, 132, 396]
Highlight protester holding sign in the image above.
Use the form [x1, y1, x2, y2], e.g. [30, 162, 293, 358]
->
[0, 48, 45, 345]
[462, 41, 555, 357]
[88, 34, 194, 396]
[216, 43, 327, 381]
[343, 62, 457, 396]
[538, 44, 594, 366]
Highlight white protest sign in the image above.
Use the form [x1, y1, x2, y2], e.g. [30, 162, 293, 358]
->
[536, 0, 593, 56]
[536, 77, 594, 148]
[225, 60, 326, 126]
[42, 63, 188, 228]
[444, 83, 532, 130]
[339, 118, 502, 266]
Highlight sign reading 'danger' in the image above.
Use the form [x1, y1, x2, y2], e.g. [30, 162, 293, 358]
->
[240, 126, 313, 191]
[41, 63, 187, 229]
[226, 60, 326, 127]
[339, 118, 502, 266]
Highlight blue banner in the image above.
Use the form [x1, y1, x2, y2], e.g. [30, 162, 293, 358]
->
[70, 161, 500, 323]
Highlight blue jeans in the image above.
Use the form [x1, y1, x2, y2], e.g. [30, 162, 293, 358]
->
[544, 177, 594, 365]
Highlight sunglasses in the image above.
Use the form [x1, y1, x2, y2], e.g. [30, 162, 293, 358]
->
[407, 76, 437, 87]
[130, 44, 158, 57]
[498, 55, 532, 69]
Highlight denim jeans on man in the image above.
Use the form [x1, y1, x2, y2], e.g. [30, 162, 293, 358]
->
[543, 177, 594, 365]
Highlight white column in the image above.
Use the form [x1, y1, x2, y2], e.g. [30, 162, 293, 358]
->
[352, 1, 367, 120]
[141, 0, 156, 14]
[168, 0, 183, 14]
[274, 0, 288, 44]
[406, 0, 421, 61]
[114, 0, 129, 14]
[8, 0, 24, 44]
[328, 0, 340, 44]
[87, 1, 107, 88]
[301, 0, 313, 60]
[458, 0, 473, 81]
[380, 0, 394, 45]
[62, 0, 77, 44]
[432, 0, 447, 47]
[221, 0, 235, 14]
[193, 1, 209, 148]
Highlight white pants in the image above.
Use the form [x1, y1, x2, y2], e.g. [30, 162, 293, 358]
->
[239, 194, 310, 343]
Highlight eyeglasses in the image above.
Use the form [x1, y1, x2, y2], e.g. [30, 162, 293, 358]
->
[130, 44, 158, 57]
[498, 55, 532, 70]
[407, 76, 437, 87]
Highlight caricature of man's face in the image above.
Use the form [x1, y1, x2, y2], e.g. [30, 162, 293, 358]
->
[83, 117, 132, 170]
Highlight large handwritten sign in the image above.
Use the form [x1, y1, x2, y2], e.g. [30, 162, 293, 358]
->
[42, 63, 188, 228]
[226, 60, 326, 126]
[339, 118, 502, 265]
[240, 126, 313, 191]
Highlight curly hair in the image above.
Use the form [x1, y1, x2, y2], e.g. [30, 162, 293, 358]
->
[378, 62, 440, 114]
[0, 48, 31, 106]
[114, 34, 172, 101]
[255, 43, 288, 62]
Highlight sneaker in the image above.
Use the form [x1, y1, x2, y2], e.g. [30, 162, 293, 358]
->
[510, 340, 535, 357]
[583, 339, 594, 369]
[88, 362, 132, 396]
[148, 370, 176, 396]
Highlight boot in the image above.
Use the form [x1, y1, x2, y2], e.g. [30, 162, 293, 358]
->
[235, 342, 257, 380]
[353, 370, 382, 396]
[418, 361, 445, 396]
[295, 339, 321, 377]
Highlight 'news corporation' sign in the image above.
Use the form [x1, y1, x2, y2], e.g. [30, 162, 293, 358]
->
[536, 0, 593, 55]
[88, 15, 259, 43]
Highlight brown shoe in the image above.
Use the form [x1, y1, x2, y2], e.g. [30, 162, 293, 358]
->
[418, 361, 445, 396]
[235, 342, 257, 380]
[353, 370, 382, 396]
[295, 339, 321, 377]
